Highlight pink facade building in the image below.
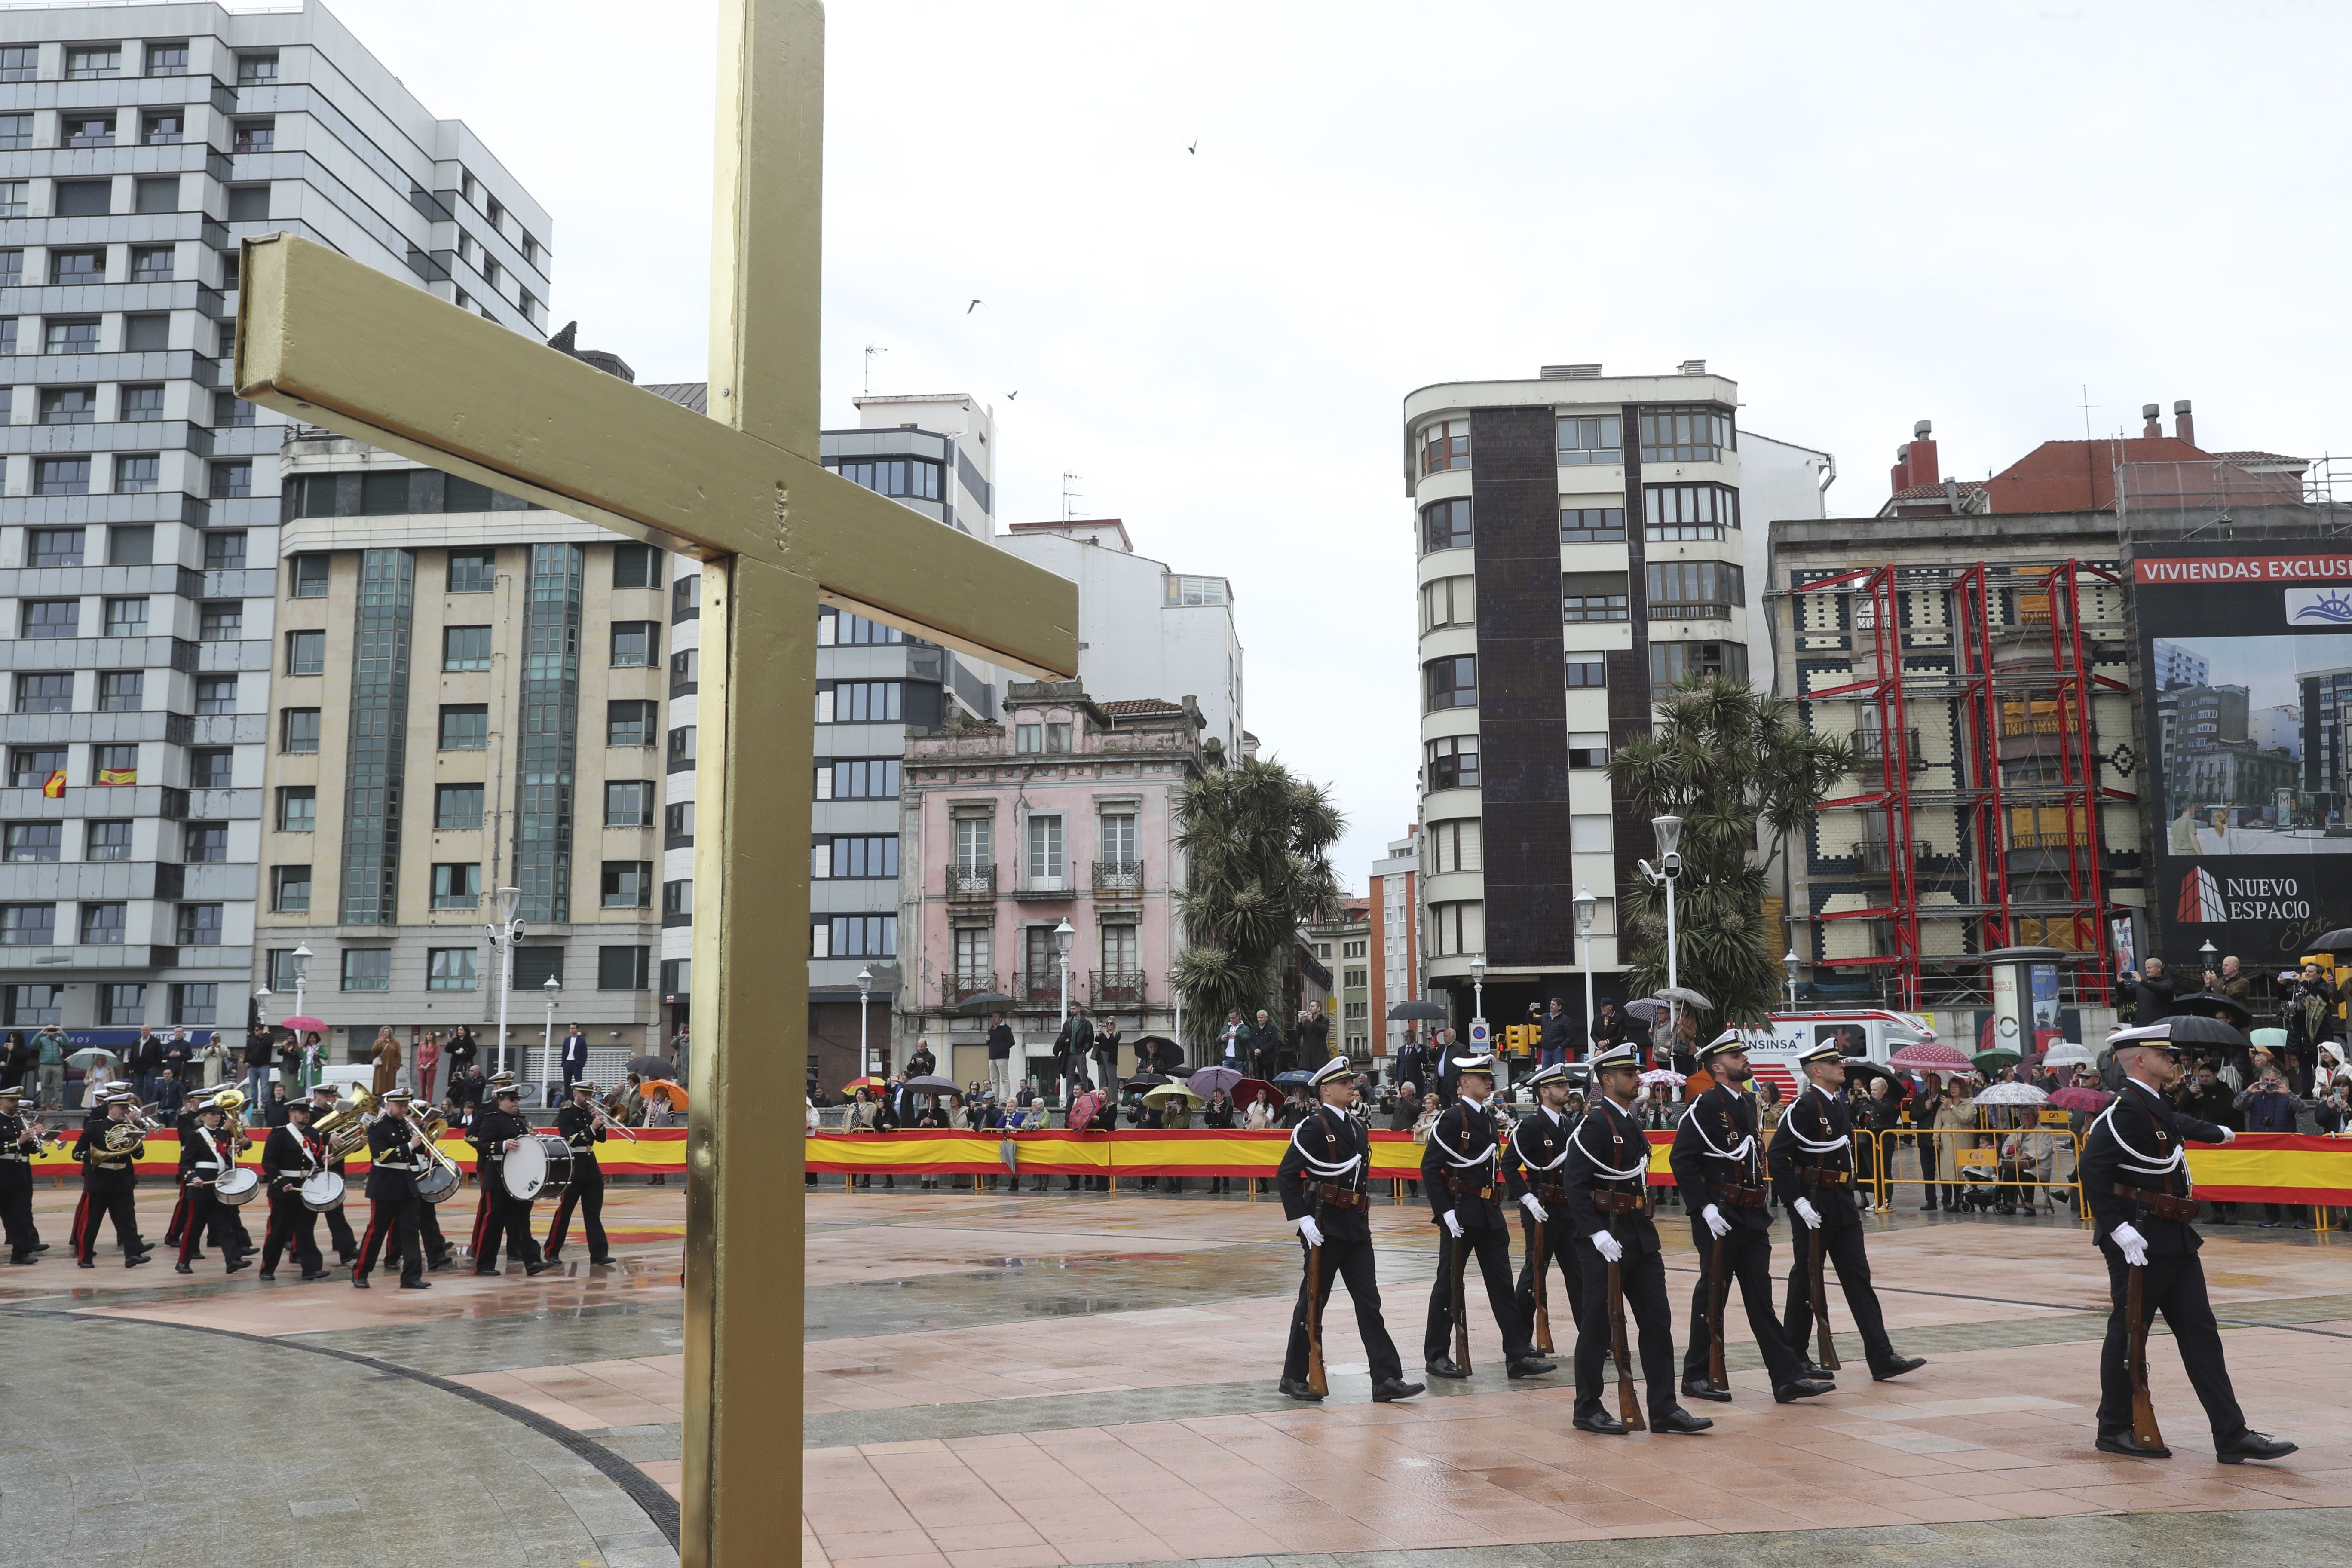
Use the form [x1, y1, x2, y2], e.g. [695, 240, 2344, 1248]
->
[896, 682, 1214, 1089]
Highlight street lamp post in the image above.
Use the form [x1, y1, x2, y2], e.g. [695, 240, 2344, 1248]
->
[1469, 950, 1486, 1045]
[2197, 939, 2218, 982]
[1054, 917, 1075, 1036]
[290, 944, 311, 1093]
[1574, 888, 1598, 1049]
[1639, 814, 1684, 1035]
[856, 967, 874, 1077]
[488, 885, 522, 1078]
[1785, 949, 1801, 1011]
[542, 974, 560, 1099]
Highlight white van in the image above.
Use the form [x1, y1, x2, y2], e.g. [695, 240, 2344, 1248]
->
[1738, 1009, 1939, 1100]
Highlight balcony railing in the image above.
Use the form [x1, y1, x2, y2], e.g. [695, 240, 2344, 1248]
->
[1093, 859, 1143, 896]
[945, 862, 996, 900]
[1090, 970, 1145, 1007]
[939, 971, 998, 1009]
[1851, 728, 1925, 772]
[1011, 970, 1066, 1008]
[1648, 601, 1733, 621]
[1853, 839, 1922, 877]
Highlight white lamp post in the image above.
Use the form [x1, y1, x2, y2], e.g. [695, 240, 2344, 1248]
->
[1640, 814, 1684, 1035]
[1469, 951, 1486, 1050]
[542, 974, 560, 1100]
[1784, 949, 1801, 1011]
[1054, 917, 1075, 1030]
[489, 885, 522, 1077]
[1574, 888, 1598, 1047]
[289, 944, 311, 1091]
[856, 966, 874, 1076]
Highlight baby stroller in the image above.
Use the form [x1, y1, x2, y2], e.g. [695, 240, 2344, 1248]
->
[1952, 1161, 2004, 1213]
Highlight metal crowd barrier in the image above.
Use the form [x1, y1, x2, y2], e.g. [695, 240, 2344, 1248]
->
[1866, 1126, 2090, 1223]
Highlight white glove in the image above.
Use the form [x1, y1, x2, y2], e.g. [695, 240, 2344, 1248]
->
[1442, 1210, 1463, 1238]
[1591, 1229, 1624, 1263]
[2110, 1221, 2150, 1268]
[1296, 1215, 1324, 1248]
[1702, 1204, 1731, 1239]
[2218, 1126, 2237, 1143]
[1794, 1197, 1822, 1230]
[1520, 1193, 1549, 1223]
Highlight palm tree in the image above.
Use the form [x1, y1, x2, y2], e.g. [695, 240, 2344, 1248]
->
[1606, 677, 1856, 1026]
[1169, 759, 1344, 1055]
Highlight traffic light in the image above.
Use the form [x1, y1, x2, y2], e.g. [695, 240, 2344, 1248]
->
[1503, 1024, 1535, 1057]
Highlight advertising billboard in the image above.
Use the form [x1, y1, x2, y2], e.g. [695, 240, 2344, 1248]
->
[2135, 544, 2352, 968]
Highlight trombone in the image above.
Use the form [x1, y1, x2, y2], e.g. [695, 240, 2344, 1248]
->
[398, 1101, 466, 1185]
[589, 1101, 640, 1142]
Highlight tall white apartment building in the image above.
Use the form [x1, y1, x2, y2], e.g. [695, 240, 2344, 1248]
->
[1401, 361, 1830, 1034]
[0, 1, 546, 1047]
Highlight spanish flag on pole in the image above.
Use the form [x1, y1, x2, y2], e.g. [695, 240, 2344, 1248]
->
[40, 770, 65, 799]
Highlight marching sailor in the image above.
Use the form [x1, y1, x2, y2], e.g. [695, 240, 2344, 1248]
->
[0, 1083, 48, 1264]
[544, 1081, 612, 1266]
[1564, 1041, 1709, 1435]
[258, 1096, 328, 1281]
[1507, 1061, 1585, 1341]
[2082, 1031, 2294, 1464]
[1421, 1053, 1554, 1381]
[1766, 1044, 1924, 1382]
[1669, 1030, 1826, 1405]
[1274, 1057, 1422, 1403]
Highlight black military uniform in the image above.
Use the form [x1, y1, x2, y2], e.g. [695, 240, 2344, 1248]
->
[355, 1096, 429, 1288]
[71, 1097, 148, 1268]
[1506, 1065, 1584, 1342]
[1420, 1055, 1549, 1378]
[307, 1087, 360, 1262]
[1668, 1034, 1814, 1400]
[0, 1085, 45, 1262]
[173, 1112, 249, 1274]
[1274, 1059, 1417, 1402]
[544, 1085, 611, 1264]
[162, 1096, 203, 1252]
[467, 1091, 551, 1275]
[258, 1111, 328, 1280]
[1563, 1044, 1705, 1433]
[2081, 1056, 2294, 1462]
[1767, 1047, 1921, 1381]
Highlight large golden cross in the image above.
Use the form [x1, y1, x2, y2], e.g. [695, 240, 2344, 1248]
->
[232, 4, 1078, 1562]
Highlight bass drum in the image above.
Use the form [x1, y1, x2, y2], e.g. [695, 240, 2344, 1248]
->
[213, 1167, 261, 1207]
[414, 1157, 460, 1205]
[300, 1170, 346, 1213]
[504, 1133, 573, 1203]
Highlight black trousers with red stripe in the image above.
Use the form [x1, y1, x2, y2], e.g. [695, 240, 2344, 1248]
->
[68, 1191, 89, 1253]
[354, 1194, 422, 1285]
[77, 1187, 140, 1263]
[318, 1194, 357, 1259]
[416, 1197, 449, 1265]
[470, 1181, 541, 1271]
[164, 1181, 191, 1246]
[545, 1163, 606, 1261]
[261, 1185, 322, 1276]
[177, 1186, 224, 1269]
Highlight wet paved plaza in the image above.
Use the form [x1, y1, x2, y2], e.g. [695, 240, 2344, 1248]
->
[3, 1176, 2349, 1566]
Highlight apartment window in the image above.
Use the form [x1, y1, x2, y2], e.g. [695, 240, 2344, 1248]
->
[1556, 414, 1623, 464]
[281, 708, 320, 753]
[272, 865, 311, 913]
[0, 182, 22, 218]
[668, 726, 695, 765]
[672, 572, 700, 618]
[818, 681, 902, 723]
[285, 630, 325, 676]
[601, 861, 652, 908]
[666, 801, 694, 840]
[1164, 575, 1231, 607]
[182, 822, 227, 864]
[210, 461, 252, 499]
[431, 862, 481, 910]
[116, 455, 160, 493]
[97, 671, 142, 712]
[663, 879, 692, 918]
[1566, 652, 1606, 688]
[1568, 730, 1611, 769]
[833, 456, 943, 501]
[101, 527, 152, 571]
[21, 600, 78, 638]
[598, 945, 649, 990]
[0, 114, 24, 149]
[1421, 497, 1472, 554]
[813, 915, 896, 959]
[427, 949, 478, 992]
[441, 625, 492, 671]
[1428, 900, 1483, 958]
[820, 758, 899, 799]
[1571, 815, 1615, 853]
[818, 607, 906, 646]
[65, 45, 120, 80]
[341, 950, 391, 992]
[8, 748, 64, 787]
[1420, 418, 1470, 475]
[612, 543, 661, 588]
[187, 748, 230, 788]
[105, 598, 146, 637]
[175, 903, 222, 946]
[212, 392, 257, 428]
[80, 902, 125, 945]
[822, 835, 899, 879]
[14, 674, 70, 714]
[434, 783, 483, 830]
[1026, 815, 1065, 886]
[288, 554, 328, 598]
[0, 905, 55, 946]
[606, 701, 657, 747]
[129, 246, 176, 284]
[1647, 560, 1743, 619]
[0, 251, 18, 291]
[141, 113, 182, 147]
[98, 983, 144, 1025]
[146, 42, 189, 76]
[233, 119, 275, 154]
[1427, 819, 1481, 875]
[1420, 576, 1475, 631]
[1424, 655, 1477, 711]
[1046, 722, 1072, 752]
[1102, 924, 1139, 977]
[447, 550, 495, 592]
[121, 385, 165, 420]
[86, 821, 132, 861]
[952, 815, 991, 871]
[52, 246, 104, 284]
[39, 388, 96, 426]
[170, 983, 218, 1026]
[1015, 723, 1042, 754]
[439, 704, 489, 750]
[604, 780, 654, 827]
[62, 122, 115, 157]
[35, 459, 89, 497]
[1649, 640, 1749, 696]
[1426, 735, 1479, 791]
[200, 603, 242, 641]
[1560, 506, 1628, 543]
[610, 621, 655, 668]
[277, 787, 315, 832]
[1562, 571, 1630, 623]
[27, 527, 83, 566]
[1644, 482, 1740, 541]
[670, 648, 699, 690]
[1638, 405, 1734, 464]
[3, 984, 62, 1029]
[4, 823, 59, 863]
[237, 52, 279, 85]
[0, 48, 33, 83]
[56, 180, 112, 217]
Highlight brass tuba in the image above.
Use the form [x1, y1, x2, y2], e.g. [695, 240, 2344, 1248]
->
[313, 1086, 380, 1159]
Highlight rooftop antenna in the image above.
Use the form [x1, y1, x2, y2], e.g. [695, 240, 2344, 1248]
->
[864, 341, 887, 396]
[1062, 470, 1084, 521]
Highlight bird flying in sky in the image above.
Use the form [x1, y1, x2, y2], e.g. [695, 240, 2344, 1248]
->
[967, 299, 983, 313]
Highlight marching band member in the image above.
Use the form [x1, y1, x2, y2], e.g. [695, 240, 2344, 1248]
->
[353, 1090, 429, 1290]
[306, 1082, 361, 1264]
[544, 1081, 613, 1266]
[259, 1096, 329, 1281]
[162, 1086, 210, 1257]
[64, 1082, 122, 1261]
[173, 1098, 250, 1275]
[467, 1082, 551, 1277]
[0, 1083, 47, 1263]
[72, 1091, 149, 1269]
[1420, 1053, 1553, 1381]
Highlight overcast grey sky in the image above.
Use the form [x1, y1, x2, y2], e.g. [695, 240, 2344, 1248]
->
[324, 0, 2352, 890]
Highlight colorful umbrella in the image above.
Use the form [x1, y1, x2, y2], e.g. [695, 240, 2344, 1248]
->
[1638, 1068, 1686, 1087]
[1188, 1066, 1243, 1098]
[1888, 1040, 1972, 1072]
[2038, 1043, 2096, 1069]
[278, 1015, 329, 1033]
[1973, 1081, 2048, 1106]
[2047, 1085, 2111, 1112]
[1142, 1082, 1203, 1103]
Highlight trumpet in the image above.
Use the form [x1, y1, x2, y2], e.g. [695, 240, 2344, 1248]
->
[16, 1113, 66, 1149]
[589, 1102, 640, 1142]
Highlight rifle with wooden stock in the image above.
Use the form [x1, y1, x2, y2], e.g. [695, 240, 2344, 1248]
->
[1807, 1223, 1841, 1372]
[1530, 1209, 1553, 1356]
[1607, 1218, 1645, 1431]
[1451, 1228, 1471, 1373]
[1706, 1231, 1730, 1390]
[1305, 1239, 1328, 1397]
[2127, 1262, 2164, 1452]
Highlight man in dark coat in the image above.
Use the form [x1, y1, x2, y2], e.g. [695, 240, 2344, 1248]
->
[1052, 1008, 1093, 1105]
[354, 1090, 429, 1289]
[257, 1097, 328, 1280]
[985, 1012, 1017, 1104]
[1669, 1031, 1827, 1406]
[1420, 1053, 1553, 1381]
[1507, 1061, 1585, 1344]
[1275, 1057, 1421, 1403]
[2121, 957, 2178, 1025]
[2081, 1032, 2293, 1463]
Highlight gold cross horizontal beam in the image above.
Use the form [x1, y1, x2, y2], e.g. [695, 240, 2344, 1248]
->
[235, 232, 1076, 680]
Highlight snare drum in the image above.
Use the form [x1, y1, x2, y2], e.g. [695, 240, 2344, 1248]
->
[213, 1167, 260, 1207]
[504, 1133, 573, 1203]
[414, 1156, 460, 1205]
[300, 1170, 346, 1213]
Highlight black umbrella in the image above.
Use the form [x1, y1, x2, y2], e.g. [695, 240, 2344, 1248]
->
[1130, 1035, 1183, 1070]
[902, 1074, 960, 1094]
[1123, 1073, 1172, 1093]
[1388, 1000, 1449, 1022]
[956, 992, 1018, 1012]
[1273, 1070, 1316, 1088]
[627, 1055, 677, 1081]
[2308, 928, 2352, 955]
[2169, 992, 2254, 1029]
[1839, 1058, 1906, 1099]
[2114, 1016, 2251, 1051]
